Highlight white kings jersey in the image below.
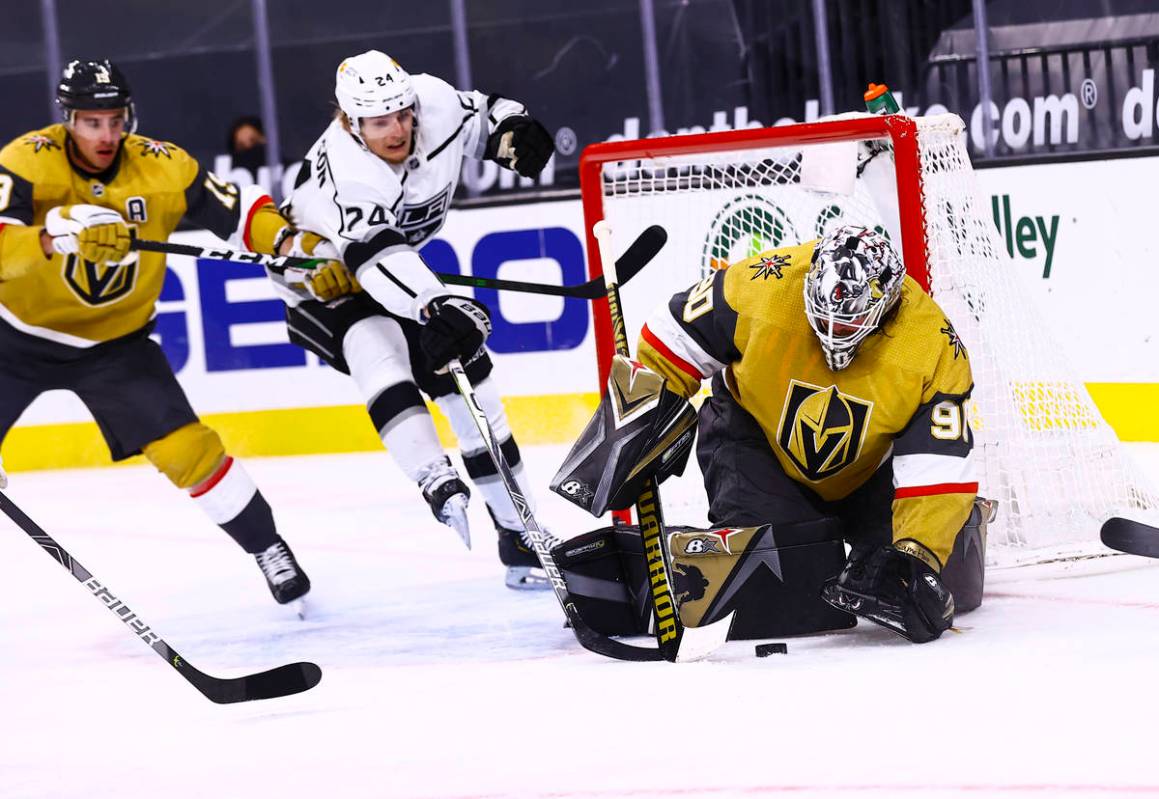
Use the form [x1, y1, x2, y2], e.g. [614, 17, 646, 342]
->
[282, 73, 529, 319]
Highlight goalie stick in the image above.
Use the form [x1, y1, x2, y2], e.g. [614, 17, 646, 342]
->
[1101, 517, 1159, 558]
[0, 491, 322, 704]
[130, 237, 651, 299]
[448, 359, 663, 662]
[593, 220, 735, 663]
[445, 225, 669, 662]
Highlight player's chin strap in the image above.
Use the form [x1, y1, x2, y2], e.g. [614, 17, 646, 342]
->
[593, 220, 735, 663]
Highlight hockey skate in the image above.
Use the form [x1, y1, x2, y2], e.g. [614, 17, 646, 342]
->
[497, 525, 559, 591]
[254, 538, 311, 618]
[419, 457, 472, 549]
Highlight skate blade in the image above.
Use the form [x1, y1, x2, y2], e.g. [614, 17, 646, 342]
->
[293, 598, 308, 620]
[505, 566, 552, 591]
[442, 494, 471, 550]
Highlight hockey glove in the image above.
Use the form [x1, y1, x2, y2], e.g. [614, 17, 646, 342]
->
[821, 541, 954, 643]
[490, 116, 554, 178]
[44, 204, 133, 264]
[276, 230, 359, 302]
[420, 296, 492, 371]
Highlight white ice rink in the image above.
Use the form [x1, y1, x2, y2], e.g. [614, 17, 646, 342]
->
[3, 444, 1159, 799]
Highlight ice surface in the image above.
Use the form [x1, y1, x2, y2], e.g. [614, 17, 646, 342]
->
[3, 445, 1159, 799]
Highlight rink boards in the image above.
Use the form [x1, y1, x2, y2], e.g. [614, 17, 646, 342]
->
[5, 155, 1159, 470]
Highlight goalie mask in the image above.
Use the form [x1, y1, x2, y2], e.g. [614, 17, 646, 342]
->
[804, 225, 904, 370]
[335, 50, 417, 145]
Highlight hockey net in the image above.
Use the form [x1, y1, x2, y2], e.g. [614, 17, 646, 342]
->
[578, 113, 1158, 567]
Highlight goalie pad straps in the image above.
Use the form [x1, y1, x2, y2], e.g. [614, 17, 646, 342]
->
[551, 354, 696, 516]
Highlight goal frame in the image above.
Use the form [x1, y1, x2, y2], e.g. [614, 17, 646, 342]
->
[579, 114, 931, 388]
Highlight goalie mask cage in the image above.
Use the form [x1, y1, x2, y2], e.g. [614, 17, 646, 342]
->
[579, 113, 1158, 567]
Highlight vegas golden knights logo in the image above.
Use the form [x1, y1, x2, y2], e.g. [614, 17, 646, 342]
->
[777, 379, 872, 481]
[63, 255, 137, 306]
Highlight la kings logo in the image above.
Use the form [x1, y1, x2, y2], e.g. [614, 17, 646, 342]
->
[776, 379, 872, 481]
[397, 186, 452, 246]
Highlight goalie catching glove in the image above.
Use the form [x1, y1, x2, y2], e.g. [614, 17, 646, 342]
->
[551, 354, 697, 516]
[821, 540, 954, 643]
[44, 204, 134, 264]
[420, 296, 492, 370]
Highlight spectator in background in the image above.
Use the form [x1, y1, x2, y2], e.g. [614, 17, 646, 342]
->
[226, 115, 267, 174]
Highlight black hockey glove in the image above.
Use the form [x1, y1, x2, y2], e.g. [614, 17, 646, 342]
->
[489, 115, 554, 178]
[420, 296, 492, 371]
[821, 541, 954, 643]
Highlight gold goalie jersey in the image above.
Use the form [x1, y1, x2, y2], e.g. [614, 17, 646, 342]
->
[637, 240, 976, 567]
[0, 124, 281, 346]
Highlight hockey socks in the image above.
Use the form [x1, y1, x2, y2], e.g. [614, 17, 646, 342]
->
[189, 456, 278, 554]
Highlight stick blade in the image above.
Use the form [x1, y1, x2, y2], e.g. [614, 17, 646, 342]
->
[191, 661, 323, 704]
[615, 224, 668, 284]
[675, 612, 735, 662]
[569, 608, 666, 662]
[1101, 517, 1159, 558]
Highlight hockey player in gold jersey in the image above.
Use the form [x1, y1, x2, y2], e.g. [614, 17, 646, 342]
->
[634, 225, 989, 642]
[0, 59, 327, 608]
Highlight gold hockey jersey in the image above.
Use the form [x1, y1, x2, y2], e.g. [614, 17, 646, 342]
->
[637, 240, 976, 567]
[0, 124, 276, 346]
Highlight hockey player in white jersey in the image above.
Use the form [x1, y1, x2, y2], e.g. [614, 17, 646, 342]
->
[273, 50, 557, 589]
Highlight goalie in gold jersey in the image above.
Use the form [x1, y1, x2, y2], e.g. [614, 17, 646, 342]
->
[630, 225, 989, 643]
[0, 59, 333, 609]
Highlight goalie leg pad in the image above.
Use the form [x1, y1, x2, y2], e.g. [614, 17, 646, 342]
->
[940, 497, 996, 614]
[553, 519, 855, 639]
[551, 354, 697, 516]
[668, 519, 854, 638]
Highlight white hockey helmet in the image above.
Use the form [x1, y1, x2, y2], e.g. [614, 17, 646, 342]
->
[335, 50, 416, 134]
[803, 225, 904, 370]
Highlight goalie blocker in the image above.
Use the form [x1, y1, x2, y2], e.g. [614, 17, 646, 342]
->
[550, 520, 854, 639]
[551, 354, 697, 516]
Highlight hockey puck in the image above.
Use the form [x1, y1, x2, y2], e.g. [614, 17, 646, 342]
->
[754, 643, 788, 657]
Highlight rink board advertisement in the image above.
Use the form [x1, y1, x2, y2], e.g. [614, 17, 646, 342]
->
[6, 154, 1159, 470]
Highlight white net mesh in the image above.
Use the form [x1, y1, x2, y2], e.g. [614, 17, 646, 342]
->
[590, 113, 1159, 566]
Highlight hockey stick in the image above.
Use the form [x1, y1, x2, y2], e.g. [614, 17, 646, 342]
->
[0, 490, 322, 703]
[131, 237, 652, 299]
[593, 221, 735, 663]
[447, 359, 664, 662]
[1101, 517, 1159, 558]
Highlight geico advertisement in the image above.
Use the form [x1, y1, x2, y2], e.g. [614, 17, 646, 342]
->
[14, 154, 1159, 429]
[16, 200, 603, 427]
